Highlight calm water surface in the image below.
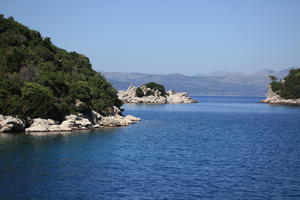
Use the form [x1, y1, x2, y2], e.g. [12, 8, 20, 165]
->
[1, 96, 300, 200]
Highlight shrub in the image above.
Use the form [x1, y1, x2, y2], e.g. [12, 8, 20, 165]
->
[21, 82, 57, 119]
[145, 90, 154, 96]
[270, 81, 281, 92]
[279, 69, 300, 99]
[268, 68, 300, 99]
[136, 87, 144, 97]
[143, 82, 166, 96]
[268, 75, 277, 82]
[70, 81, 92, 103]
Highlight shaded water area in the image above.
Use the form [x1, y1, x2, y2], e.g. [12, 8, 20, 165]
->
[0, 96, 300, 199]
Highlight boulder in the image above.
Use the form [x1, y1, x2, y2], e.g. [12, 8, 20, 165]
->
[1, 110, 141, 134]
[90, 110, 103, 124]
[100, 116, 123, 127]
[26, 116, 92, 133]
[60, 114, 92, 130]
[113, 106, 122, 115]
[125, 115, 141, 121]
[0, 117, 25, 133]
[100, 114, 140, 127]
[0, 114, 5, 121]
[166, 91, 198, 104]
[26, 118, 59, 132]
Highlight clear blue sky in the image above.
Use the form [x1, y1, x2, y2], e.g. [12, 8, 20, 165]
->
[2, 0, 300, 74]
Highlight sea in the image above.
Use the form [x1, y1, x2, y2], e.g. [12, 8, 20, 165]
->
[0, 96, 300, 200]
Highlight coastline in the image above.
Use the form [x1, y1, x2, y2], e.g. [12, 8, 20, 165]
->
[261, 87, 300, 105]
[0, 110, 141, 135]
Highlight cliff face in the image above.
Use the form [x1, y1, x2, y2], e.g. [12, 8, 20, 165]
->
[261, 86, 300, 105]
[118, 86, 198, 104]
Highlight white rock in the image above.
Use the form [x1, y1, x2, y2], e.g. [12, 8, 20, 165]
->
[166, 91, 197, 104]
[113, 106, 122, 115]
[0, 114, 5, 121]
[125, 115, 141, 121]
[99, 114, 141, 127]
[1, 109, 140, 134]
[26, 118, 58, 132]
[91, 110, 102, 124]
[26, 124, 48, 132]
[0, 117, 25, 133]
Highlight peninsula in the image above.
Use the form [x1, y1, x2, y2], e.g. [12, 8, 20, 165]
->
[261, 68, 300, 105]
[0, 15, 140, 134]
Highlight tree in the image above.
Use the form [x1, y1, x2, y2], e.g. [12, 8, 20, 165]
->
[136, 87, 144, 97]
[70, 81, 92, 103]
[279, 69, 300, 99]
[143, 82, 166, 96]
[21, 82, 57, 119]
[145, 90, 154, 96]
[269, 75, 277, 82]
[0, 15, 122, 120]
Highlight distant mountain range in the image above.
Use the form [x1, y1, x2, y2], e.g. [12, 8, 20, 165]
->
[102, 68, 295, 96]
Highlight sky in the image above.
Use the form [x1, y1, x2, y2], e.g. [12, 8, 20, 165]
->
[1, 0, 300, 75]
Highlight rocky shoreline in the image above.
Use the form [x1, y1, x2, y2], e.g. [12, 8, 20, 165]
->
[261, 86, 300, 105]
[0, 107, 141, 134]
[118, 86, 198, 104]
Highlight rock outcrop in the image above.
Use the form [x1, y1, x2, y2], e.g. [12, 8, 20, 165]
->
[261, 86, 300, 105]
[0, 110, 141, 134]
[100, 115, 141, 127]
[0, 115, 25, 133]
[118, 86, 197, 104]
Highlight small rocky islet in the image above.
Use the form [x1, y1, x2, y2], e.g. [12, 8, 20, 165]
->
[118, 82, 198, 104]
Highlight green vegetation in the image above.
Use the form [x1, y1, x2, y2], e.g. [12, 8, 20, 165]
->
[270, 81, 282, 92]
[145, 90, 154, 96]
[135, 82, 166, 97]
[143, 82, 166, 96]
[269, 68, 300, 99]
[135, 87, 144, 97]
[0, 15, 122, 120]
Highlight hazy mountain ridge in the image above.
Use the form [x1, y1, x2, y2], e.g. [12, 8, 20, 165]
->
[102, 68, 294, 96]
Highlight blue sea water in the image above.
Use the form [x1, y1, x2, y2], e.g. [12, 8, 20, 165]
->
[0, 96, 300, 200]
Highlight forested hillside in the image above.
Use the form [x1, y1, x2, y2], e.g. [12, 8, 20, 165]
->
[0, 15, 122, 121]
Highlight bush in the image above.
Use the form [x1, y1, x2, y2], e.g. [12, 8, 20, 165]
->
[268, 68, 300, 99]
[136, 87, 144, 97]
[70, 81, 92, 103]
[143, 82, 166, 96]
[279, 69, 300, 99]
[145, 90, 154, 96]
[268, 75, 277, 82]
[21, 82, 57, 119]
[270, 81, 281, 92]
